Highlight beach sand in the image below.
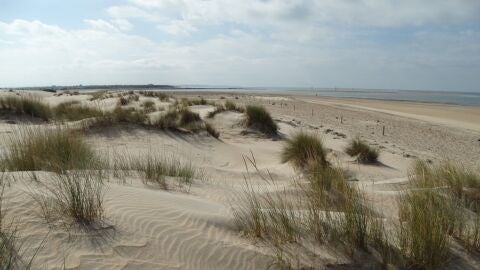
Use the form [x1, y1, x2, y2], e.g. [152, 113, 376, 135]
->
[0, 90, 479, 269]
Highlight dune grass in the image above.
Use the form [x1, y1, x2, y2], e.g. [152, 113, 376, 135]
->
[0, 177, 41, 269]
[0, 96, 52, 121]
[281, 132, 328, 170]
[233, 153, 389, 267]
[345, 137, 379, 164]
[53, 101, 103, 121]
[244, 105, 278, 136]
[129, 154, 202, 189]
[88, 91, 106, 101]
[138, 91, 169, 101]
[408, 160, 480, 252]
[1, 126, 98, 172]
[141, 100, 156, 113]
[205, 122, 220, 138]
[32, 170, 106, 229]
[397, 189, 454, 270]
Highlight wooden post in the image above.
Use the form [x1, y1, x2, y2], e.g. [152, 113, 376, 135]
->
[294, 105, 295, 111]
[382, 125, 385, 136]
[341, 116, 343, 124]
[311, 109, 313, 116]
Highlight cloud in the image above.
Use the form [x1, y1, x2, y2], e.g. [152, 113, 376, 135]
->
[0, 1, 480, 91]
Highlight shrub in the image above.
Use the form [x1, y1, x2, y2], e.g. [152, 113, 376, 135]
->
[281, 132, 328, 170]
[345, 137, 379, 164]
[33, 170, 106, 228]
[0, 96, 52, 121]
[244, 105, 278, 136]
[1, 126, 98, 172]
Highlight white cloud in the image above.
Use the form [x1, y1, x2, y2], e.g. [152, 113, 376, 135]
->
[1, 1, 480, 91]
[158, 20, 197, 35]
[84, 19, 120, 32]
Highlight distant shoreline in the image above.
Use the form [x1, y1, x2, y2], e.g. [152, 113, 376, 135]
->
[2, 86, 479, 107]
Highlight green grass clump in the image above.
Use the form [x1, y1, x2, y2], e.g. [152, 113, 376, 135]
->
[281, 132, 328, 170]
[53, 101, 103, 121]
[206, 104, 225, 118]
[345, 137, 379, 164]
[33, 170, 106, 228]
[0, 96, 52, 121]
[1, 126, 98, 172]
[244, 105, 278, 136]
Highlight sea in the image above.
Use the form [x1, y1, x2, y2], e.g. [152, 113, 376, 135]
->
[176, 87, 480, 107]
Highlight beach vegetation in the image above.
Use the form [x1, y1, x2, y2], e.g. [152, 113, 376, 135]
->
[244, 105, 278, 136]
[345, 137, 379, 164]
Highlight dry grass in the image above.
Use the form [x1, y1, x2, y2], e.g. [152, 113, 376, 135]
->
[345, 137, 379, 164]
[244, 105, 278, 136]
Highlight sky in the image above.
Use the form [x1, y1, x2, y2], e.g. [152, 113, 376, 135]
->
[0, 0, 479, 92]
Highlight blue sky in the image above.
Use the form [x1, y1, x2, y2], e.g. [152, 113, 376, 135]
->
[1, 0, 479, 92]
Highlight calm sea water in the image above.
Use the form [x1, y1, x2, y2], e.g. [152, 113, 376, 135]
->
[178, 87, 480, 106]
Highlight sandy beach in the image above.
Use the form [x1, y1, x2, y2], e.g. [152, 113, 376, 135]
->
[0, 90, 479, 269]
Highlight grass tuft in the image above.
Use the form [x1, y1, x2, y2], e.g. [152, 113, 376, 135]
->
[33, 170, 106, 229]
[53, 101, 103, 121]
[244, 105, 278, 136]
[0, 96, 52, 121]
[281, 132, 328, 170]
[345, 137, 379, 164]
[1, 126, 98, 172]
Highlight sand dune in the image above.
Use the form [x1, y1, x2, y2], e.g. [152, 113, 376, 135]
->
[0, 90, 478, 269]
